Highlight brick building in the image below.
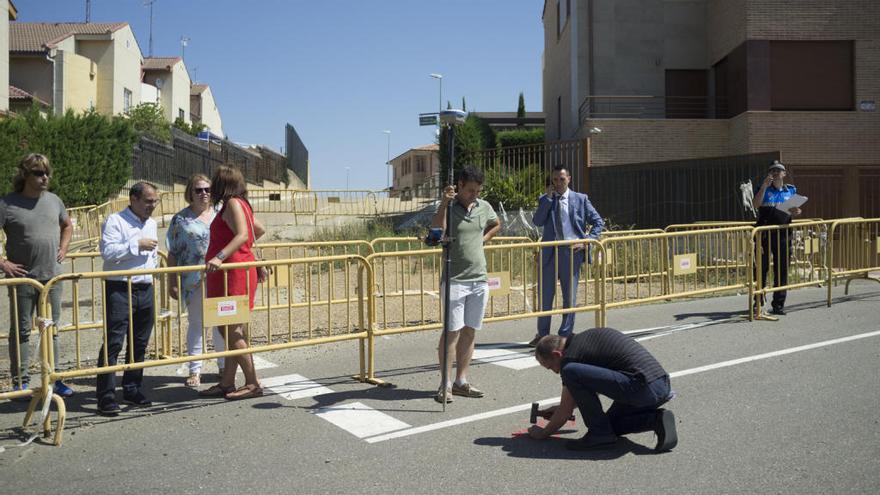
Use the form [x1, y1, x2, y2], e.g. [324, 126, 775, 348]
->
[543, 0, 880, 217]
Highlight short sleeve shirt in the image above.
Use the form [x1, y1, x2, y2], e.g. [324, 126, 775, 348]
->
[0, 191, 68, 280]
[166, 206, 215, 302]
[756, 184, 797, 226]
[444, 198, 498, 283]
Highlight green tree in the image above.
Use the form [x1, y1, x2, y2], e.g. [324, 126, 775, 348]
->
[438, 115, 494, 187]
[461, 96, 467, 112]
[127, 102, 171, 143]
[516, 92, 526, 121]
[173, 117, 206, 137]
[0, 107, 137, 206]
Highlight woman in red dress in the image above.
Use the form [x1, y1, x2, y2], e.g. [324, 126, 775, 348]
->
[199, 165, 267, 400]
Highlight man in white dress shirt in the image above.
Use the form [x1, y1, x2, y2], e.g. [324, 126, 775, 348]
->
[95, 182, 160, 416]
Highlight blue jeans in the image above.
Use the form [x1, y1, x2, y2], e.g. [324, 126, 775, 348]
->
[562, 362, 671, 437]
[7, 282, 63, 386]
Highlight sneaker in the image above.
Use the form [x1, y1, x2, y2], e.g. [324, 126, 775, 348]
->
[451, 382, 484, 398]
[434, 387, 453, 404]
[122, 391, 153, 407]
[528, 335, 542, 347]
[770, 306, 786, 316]
[654, 409, 678, 452]
[53, 380, 75, 398]
[97, 401, 121, 417]
[565, 432, 618, 451]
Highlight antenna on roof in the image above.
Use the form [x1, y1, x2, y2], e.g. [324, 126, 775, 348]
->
[144, 0, 157, 57]
[85, 0, 91, 22]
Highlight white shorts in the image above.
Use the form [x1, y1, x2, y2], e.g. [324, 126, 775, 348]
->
[442, 281, 489, 332]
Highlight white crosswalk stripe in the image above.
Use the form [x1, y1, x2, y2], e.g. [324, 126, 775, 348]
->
[313, 402, 411, 439]
[262, 373, 335, 400]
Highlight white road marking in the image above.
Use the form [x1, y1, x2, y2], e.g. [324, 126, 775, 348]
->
[251, 355, 278, 370]
[262, 373, 335, 400]
[313, 401, 411, 438]
[472, 347, 539, 370]
[364, 329, 880, 443]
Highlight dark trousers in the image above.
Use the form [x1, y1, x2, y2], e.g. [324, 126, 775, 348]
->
[7, 282, 63, 386]
[96, 282, 154, 404]
[756, 229, 790, 309]
[561, 363, 671, 437]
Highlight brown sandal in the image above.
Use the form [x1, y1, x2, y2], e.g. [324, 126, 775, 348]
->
[198, 383, 235, 397]
[225, 384, 263, 401]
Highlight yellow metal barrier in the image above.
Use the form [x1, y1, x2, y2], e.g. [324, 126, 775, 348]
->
[751, 220, 832, 320]
[601, 229, 665, 238]
[827, 217, 880, 300]
[1, 278, 46, 402]
[369, 236, 531, 253]
[602, 226, 754, 313]
[367, 239, 605, 336]
[38, 254, 373, 445]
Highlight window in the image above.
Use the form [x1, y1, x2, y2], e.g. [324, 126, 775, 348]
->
[770, 41, 854, 111]
[416, 156, 425, 173]
[123, 88, 132, 113]
[179, 109, 185, 120]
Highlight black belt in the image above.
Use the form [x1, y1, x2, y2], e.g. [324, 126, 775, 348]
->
[106, 280, 152, 290]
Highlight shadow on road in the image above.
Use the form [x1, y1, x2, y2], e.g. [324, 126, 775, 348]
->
[474, 435, 657, 460]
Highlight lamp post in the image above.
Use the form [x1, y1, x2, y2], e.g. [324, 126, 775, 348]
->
[345, 166, 350, 191]
[383, 130, 392, 191]
[429, 73, 443, 114]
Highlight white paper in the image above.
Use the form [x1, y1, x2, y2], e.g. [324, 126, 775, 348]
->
[776, 194, 807, 212]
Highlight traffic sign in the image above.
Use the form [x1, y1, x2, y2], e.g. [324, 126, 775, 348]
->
[419, 113, 438, 126]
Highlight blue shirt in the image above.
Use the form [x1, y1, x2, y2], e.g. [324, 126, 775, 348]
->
[166, 206, 215, 302]
[761, 184, 797, 207]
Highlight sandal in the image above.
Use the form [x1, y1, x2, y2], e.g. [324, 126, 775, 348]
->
[225, 384, 263, 401]
[198, 383, 235, 397]
[185, 373, 201, 388]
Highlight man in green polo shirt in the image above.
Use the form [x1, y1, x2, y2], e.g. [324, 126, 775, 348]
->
[431, 166, 501, 403]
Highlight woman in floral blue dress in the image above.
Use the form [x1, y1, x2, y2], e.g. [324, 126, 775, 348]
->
[166, 174, 224, 387]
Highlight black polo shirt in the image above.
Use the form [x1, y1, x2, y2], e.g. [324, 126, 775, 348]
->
[561, 328, 667, 384]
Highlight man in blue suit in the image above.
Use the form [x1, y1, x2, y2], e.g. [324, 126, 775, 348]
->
[530, 164, 603, 345]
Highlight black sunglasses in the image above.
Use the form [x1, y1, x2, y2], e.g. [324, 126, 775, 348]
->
[194, 187, 211, 194]
[31, 170, 50, 178]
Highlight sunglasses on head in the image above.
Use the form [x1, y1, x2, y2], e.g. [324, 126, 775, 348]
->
[194, 187, 211, 194]
[31, 170, 50, 178]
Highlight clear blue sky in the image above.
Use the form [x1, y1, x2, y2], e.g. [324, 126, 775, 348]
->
[18, 1, 545, 190]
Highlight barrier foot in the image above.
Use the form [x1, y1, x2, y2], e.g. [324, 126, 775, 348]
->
[50, 395, 66, 446]
[844, 275, 880, 295]
[351, 374, 392, 387]
[754, 312, 779, 322]
[22, 392, 39, 428]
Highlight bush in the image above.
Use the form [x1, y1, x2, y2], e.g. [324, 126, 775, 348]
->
[496, 128, 544, 148]
[481, 163, 544, 210]
[0, 107, 137, 206]
[128, 102, 171, 143]
[173, 116, 206, 137]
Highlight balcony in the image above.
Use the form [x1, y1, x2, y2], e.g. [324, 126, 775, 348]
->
[579, 95, 728, 123]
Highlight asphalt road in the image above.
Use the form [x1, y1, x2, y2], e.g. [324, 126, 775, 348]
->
[1, 282, 878, 494]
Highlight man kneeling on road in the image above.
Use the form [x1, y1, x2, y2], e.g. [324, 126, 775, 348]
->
[529, 328, 677, 452]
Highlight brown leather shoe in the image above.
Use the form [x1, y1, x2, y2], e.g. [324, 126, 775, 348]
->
[198, 383, 235, 397]
[225, 384, 263, 401]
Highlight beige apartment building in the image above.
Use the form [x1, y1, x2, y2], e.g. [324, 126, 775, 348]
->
[9, 22, 144, 116]
[543, 0, 880, 217]
[190, 83, 224, 137]
[1, 1, 16, 114]
[142, 57, 191, 124]
[390, 144, 439, 198]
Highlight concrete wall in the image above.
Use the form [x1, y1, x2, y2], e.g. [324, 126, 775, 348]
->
[1, 0, 9, 112]
[9, 56, 53, 106]
[198, 86, 223, 136]
[58, 50, 97, 113]
[542, 0, 575, 141]
[167, 61, 190, 123]
[75, 40, 114, 115]
[141, 82, 159, 105]
[111, 26, 143, 114]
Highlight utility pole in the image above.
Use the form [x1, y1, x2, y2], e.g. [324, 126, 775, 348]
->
[85, 0, 91, 22]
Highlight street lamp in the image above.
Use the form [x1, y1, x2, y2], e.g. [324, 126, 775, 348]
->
[429, 73, 443, 114]
[383, 130, 392, 190]
[345, 166, 350, 191]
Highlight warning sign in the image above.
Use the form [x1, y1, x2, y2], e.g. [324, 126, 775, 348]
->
[486, 272, 511, 297]
[203, 295, 251, 327]
[673, 253, 697, 276]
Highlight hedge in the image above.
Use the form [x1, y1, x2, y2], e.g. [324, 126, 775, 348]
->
[0, 108, 137, 206]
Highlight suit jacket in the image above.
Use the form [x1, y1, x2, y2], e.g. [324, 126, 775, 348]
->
[533, 189, 604, 242]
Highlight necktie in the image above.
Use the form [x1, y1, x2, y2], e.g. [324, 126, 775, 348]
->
[554, 194, 564, 241]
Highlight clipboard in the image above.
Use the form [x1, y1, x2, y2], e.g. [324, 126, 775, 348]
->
[776, 194, 807, 213]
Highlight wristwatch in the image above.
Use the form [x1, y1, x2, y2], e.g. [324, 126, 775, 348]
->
[216, 251, 226, 261]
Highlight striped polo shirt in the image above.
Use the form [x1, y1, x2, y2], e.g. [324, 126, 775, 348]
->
[561, 327, 668, 384]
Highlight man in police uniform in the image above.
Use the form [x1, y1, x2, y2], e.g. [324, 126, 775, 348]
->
[752, 160, 802, 315]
